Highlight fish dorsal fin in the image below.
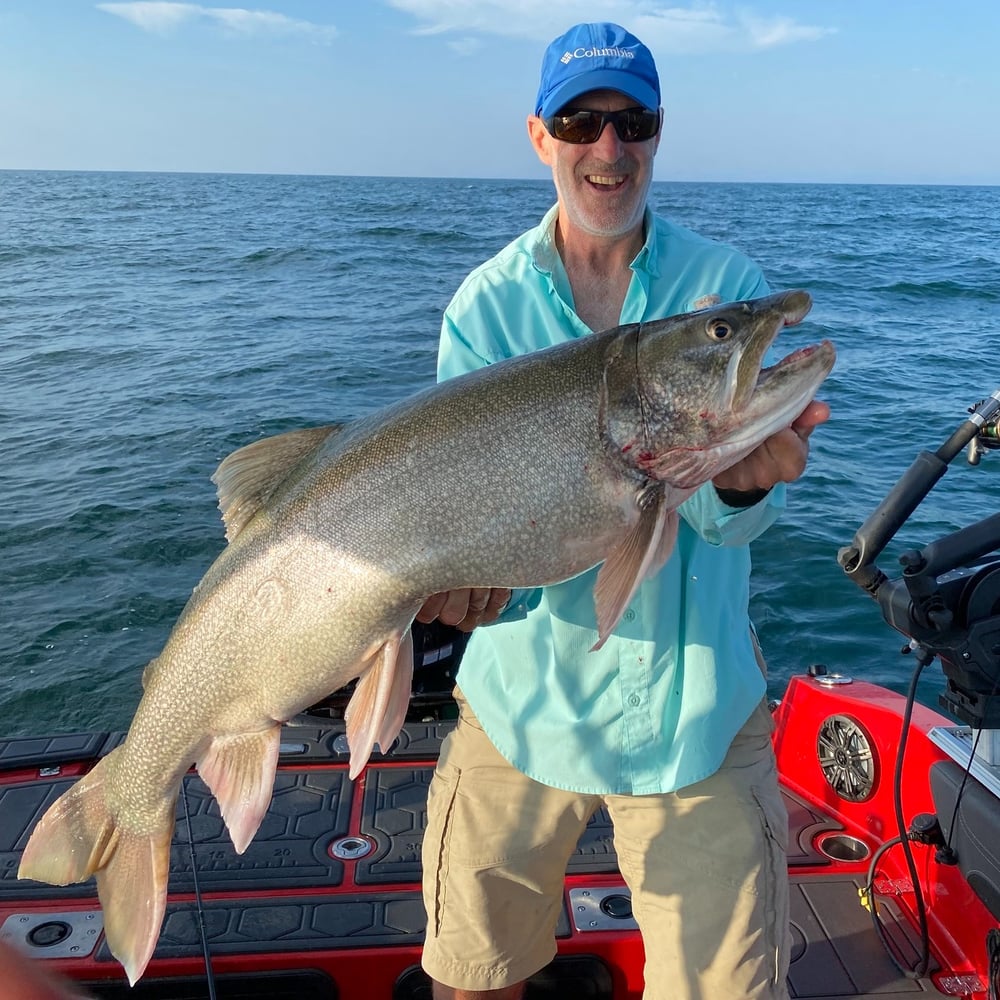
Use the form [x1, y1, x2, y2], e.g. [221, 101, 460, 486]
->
[212, 425, 343, 541]
[343, 626, 415, 779]
[592, 485, 678, 650]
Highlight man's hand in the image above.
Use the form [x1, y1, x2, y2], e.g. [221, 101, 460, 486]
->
[415, 588, 512, 632]
[713, 400, 830, 493]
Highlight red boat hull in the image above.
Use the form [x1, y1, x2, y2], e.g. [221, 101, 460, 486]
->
[1, 673, 997, 998]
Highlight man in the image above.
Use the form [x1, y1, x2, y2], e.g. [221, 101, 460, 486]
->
[416, 22, 829, 1000]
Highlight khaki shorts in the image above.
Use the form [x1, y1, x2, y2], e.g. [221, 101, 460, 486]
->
[421, 693, 790, 999]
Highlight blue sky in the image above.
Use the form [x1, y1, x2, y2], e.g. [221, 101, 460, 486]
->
[1, 1, 998, 184]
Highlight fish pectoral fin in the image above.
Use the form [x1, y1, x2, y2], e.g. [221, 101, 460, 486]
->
[343, 627, 415, 780]
[212, 424, 346, 541]
[593, 489, 678, 650]
[18, 747, 174, 986]
[647, 448, 717, 489]
[196, 725, 282, 854]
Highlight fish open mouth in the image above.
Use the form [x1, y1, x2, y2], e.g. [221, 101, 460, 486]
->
[755, 341, 833, 388]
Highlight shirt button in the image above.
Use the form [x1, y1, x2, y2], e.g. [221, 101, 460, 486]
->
[627, 694, 641, 707]
[624, 609, 636, 622]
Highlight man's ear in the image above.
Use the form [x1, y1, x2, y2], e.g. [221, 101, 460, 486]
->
[527, 115, 554, 167]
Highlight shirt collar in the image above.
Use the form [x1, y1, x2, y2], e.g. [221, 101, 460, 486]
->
[529, 204, 660, 277]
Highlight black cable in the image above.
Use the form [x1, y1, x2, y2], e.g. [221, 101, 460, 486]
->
[943, 663, 1000, 858]
[864, 835, 911, 976]
[181, 776, 218, 1000]
[865, 647, 931, 979]
[987, 928, 1000, 1000]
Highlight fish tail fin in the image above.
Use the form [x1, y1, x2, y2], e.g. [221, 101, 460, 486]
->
[344, 627, 415, 780]
[18, 748, 174, 985]
[197, 725, 282, 853]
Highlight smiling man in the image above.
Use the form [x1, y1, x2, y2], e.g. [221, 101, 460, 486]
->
[417, 22, 828, 1000]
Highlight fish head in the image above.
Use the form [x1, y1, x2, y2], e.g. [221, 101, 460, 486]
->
[603, 289, 836, 486]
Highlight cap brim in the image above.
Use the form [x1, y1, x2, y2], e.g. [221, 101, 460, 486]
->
[539, 69, 660, 117]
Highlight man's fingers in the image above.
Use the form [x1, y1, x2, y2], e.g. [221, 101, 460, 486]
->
[415, 588, 512, 630]
[791, 400, 831, 439]
[415, 592, 449, 623]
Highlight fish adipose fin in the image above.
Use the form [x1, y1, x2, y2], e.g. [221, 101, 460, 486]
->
[343, 627, 415, 780]
[592, 487, 678, 650]
[196, 725, 282, 854]
[18, 747, 173, 986]
[212, 424, 345, 541]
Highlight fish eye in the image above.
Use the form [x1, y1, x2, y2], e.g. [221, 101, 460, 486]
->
[706, 319, 733, 341]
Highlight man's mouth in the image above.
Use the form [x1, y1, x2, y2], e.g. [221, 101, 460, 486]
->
[586, 173, 627, 189]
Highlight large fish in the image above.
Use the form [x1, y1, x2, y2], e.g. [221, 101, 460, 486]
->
[19, 290, 834, 984]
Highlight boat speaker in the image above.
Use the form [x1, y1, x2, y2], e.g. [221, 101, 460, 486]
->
[817, 714, 877, 801]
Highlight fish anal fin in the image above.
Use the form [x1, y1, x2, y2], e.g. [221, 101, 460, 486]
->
[344, 627, 415, 780]
[196, 725, 282, 854]
[593, 489, 678, 650]
[18, 747, 175, 986]
[212, 425, 345, 541]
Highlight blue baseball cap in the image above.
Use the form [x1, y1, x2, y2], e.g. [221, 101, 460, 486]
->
[535, 22, 660, 118]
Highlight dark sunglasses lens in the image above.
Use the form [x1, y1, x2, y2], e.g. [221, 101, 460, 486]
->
[549, 111, 604, 144]
[613, 109, 660, 142]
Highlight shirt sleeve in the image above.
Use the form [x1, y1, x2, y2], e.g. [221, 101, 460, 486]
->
[438, 312, 494, 382]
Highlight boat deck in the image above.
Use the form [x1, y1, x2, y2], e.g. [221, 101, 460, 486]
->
[0, 721, 952, 999]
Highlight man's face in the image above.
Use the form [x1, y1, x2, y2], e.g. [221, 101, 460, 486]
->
[528, 89, 661, 243]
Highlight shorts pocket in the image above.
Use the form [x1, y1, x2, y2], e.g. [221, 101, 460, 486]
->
[424, 758, 461, 938]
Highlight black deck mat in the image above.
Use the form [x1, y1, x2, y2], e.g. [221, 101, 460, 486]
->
[2, 728, 842, 903]
[788, 874, 948, 998]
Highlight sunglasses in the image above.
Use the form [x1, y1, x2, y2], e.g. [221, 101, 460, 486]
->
[542, 107, 661, 144]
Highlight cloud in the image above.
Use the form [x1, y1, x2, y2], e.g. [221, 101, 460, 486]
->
[448, 36, 483, 56]
[385, 0, 833, 54]
[96, 2, 338, 42]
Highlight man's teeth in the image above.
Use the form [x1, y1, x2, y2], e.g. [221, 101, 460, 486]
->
[588, 175, 624, 186]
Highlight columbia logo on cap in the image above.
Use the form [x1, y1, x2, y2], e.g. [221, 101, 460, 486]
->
[560, 46, 635, 66]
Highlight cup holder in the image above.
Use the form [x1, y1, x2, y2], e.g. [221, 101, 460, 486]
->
[817, 833, 871, 862]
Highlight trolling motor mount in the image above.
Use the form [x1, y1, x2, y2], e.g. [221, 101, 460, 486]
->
[839, 391, 1000, 728]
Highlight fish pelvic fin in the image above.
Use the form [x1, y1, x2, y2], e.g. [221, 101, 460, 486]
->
[196, 725, 282, 854]
[593, 489, 679, 650]
[344, 627, 415, 780]
[17, 747, 174, 986]
[212, 424, 345, 542]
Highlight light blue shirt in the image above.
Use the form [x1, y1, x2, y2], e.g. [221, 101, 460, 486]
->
[439, 205, 782, 795]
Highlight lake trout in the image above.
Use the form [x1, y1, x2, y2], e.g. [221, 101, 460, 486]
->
[18, 289, 835, 984]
